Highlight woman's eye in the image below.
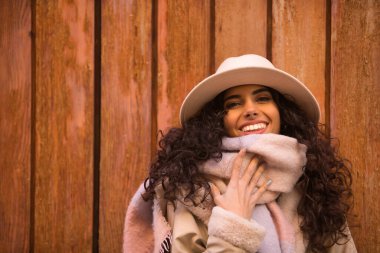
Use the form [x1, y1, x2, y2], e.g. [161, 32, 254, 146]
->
[224, 102, 240, 109]
[256, 95, 272, 102]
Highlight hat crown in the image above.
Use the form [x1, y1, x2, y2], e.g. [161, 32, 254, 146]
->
[216, 54, 275, 74]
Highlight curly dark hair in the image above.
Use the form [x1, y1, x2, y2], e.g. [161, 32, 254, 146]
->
[144, 87, 353, 253]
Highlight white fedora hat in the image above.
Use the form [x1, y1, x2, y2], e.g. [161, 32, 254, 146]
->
[180, 54, 320, 125]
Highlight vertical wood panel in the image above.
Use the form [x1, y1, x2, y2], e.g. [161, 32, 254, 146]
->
[0, 1, 31, 253]
[331, 0, 380, 252]
[100, 1, 152, 252]
[34, 1, 94, 252]
[214, 0, 267, 66]
[0, 1, 378, 252]
[157, 0, 211, 130]
[272, 0, 327, 123]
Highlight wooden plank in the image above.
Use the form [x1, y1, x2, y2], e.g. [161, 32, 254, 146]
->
[100, 0, 152, 252]
[157, 0, 211, 130]
[331, 0, 380, 252]
[0, 1, 31, 252]
[214, 0, 267, 67]
[272, 0, 327, 123]
[34, 1, 94, 252]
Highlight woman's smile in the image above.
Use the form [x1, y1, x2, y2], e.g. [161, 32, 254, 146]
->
[223, 84, 281, 137]
[240, 121, 268, 134]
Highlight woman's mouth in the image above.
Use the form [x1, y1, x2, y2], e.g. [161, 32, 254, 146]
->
[240, 123, 268, 134]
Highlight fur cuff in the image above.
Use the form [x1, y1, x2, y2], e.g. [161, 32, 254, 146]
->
[208, 206, 265, 252]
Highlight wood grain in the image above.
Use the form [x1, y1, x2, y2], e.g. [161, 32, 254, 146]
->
[34, 0, 94, 252]
[157, 0, 211, 130]
[1, 1, 379, 252]
[0, 1, 31, 253]
[100, 0, 152, 252]
[331, 0, 380, 252]
[272, 0, 327, 123]
[214, 0, 267, 67]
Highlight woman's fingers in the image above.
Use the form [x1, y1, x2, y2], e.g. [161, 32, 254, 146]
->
[231, 152, 267, 192]
[248, 163, 265, 188]
[229, 149, 246, 187]
[251, 179, 272, 203]
[209, 183, 221, 202]
[240, 156, 260, 186]
[211, 150, 273, 219]
[247, 160, 265, 194]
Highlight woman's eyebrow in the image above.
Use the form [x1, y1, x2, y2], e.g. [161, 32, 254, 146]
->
[224, 87, 270, 102]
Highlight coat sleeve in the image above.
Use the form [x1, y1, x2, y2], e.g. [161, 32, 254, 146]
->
[171, 205, 265, 253]
[327, 225, 357, 253]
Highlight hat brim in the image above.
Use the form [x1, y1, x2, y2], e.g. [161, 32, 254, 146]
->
[180, 67, 320, 125]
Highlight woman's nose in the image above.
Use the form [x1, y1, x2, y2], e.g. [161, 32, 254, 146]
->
[243, 100, 258, 119]
[244, 110, 258, 119]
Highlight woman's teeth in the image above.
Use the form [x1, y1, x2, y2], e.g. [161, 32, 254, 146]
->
[241, 123, 267, 132]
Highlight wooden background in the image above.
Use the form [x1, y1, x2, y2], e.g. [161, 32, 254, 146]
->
[0, 0, 379, 252]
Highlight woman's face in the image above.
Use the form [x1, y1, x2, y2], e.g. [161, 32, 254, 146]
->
[223, 84, 281, 137]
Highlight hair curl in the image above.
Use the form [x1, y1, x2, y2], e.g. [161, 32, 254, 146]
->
[144, 88, 353, 253]
[144, 94, 226, 205]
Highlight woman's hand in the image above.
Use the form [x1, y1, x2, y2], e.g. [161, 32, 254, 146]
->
[210, 149, 272, 220]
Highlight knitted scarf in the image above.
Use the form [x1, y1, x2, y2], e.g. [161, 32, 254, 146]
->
[123, 134, 307, 253]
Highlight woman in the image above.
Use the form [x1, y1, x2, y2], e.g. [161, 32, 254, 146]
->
[123, 54, 356, 253]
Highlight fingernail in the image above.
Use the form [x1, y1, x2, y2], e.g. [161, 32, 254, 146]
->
[266, 179, 272, 186]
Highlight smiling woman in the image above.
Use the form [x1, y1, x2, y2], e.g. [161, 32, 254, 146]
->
[222, 85, 281, 136]
[123, 54, 357, 253]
